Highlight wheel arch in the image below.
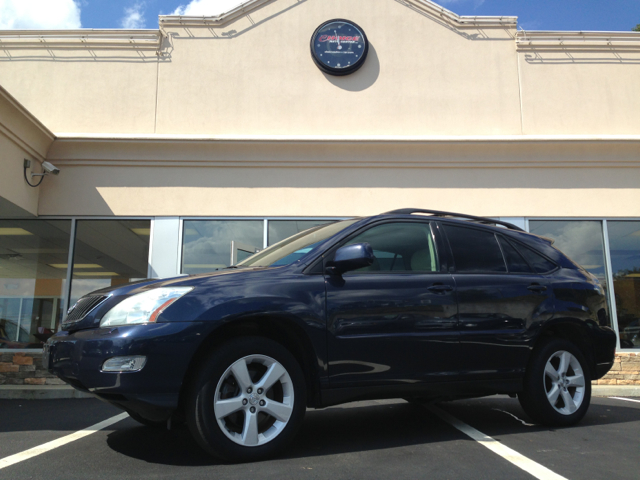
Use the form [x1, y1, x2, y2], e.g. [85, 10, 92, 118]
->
[177, 315, 323, 414]
[533, 318, 597, 379]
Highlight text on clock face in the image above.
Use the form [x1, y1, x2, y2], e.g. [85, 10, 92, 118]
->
[318, 35, 362, 43]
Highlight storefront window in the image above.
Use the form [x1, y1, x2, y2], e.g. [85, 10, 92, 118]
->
[529, 221, 609, 288]
[607, 221, 640, 349]
[0, 220, 71, 349]
[69, 220, 151, 305]
[267, 220, 335, 246]
[182, 221, 263, 274]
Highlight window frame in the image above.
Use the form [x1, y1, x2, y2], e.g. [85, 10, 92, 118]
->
[321, 218, 445, 276]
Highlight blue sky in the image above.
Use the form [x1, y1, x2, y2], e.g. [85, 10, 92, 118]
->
[0, 0, 639, 32]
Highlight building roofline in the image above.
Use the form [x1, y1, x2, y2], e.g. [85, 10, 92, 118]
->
[52, 133, 640, 143]
[159, 0, 517, 28]
[0, 29, 162, 48]
[516, 29, 640, 50]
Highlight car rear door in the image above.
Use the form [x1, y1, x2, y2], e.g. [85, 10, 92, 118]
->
[324, 220, 459, 387]
[440, 223, 555, 381]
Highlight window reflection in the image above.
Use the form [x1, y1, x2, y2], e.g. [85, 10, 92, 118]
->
[529, 221, 608, 285]
[69, 220, 150, 305]
[182, 221, 263, 274]
[0, 220, 71, 348]
[268, 220, 335, 246]
[608, 221, 640, 349]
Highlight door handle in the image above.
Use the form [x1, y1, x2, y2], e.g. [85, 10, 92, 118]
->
[527, 283, 547, 293]
[427, 284, 453, 293]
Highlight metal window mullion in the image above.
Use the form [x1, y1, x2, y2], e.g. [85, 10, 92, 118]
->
[61, 219, 77, 326]
[263, 219, 268, 249]
[147, 218, 155, 278]
[177, 217, 184, 275]
[602, 219, 621, 351]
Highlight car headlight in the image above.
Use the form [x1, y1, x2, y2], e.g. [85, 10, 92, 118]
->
[100, 287, 193, 327]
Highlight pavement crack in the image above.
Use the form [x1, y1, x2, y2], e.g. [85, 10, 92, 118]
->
[492, 408, 536, 426]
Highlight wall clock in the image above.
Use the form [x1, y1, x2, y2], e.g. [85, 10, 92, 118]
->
[310, 19, 369, 76]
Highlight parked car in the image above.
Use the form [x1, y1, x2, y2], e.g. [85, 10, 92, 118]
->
[45, 209, 616, 462]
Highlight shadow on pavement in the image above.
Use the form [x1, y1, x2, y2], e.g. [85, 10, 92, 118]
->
[103, 397, 640, 466]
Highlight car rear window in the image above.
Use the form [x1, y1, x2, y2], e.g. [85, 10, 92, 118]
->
[443, 225, 507, 273]
[498, 236, 533, 274]
[512, 241, 558, 274]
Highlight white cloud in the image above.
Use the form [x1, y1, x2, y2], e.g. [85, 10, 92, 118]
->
[172, 0, 244, 16]
[121, 2, 146, 29]
[0, 0, 81, 29]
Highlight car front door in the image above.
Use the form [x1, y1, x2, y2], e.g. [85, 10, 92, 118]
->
[324, 221, 459, 388]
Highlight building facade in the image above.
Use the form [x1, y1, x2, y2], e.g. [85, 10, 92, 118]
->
[0, 0, 639, 385]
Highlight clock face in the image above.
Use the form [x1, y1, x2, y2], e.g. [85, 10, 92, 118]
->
[310, 19, 369, 76]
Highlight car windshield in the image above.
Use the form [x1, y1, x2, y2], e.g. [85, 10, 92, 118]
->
[238, 219, 358, 268]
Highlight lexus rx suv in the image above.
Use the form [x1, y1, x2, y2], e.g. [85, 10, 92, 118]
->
[45, 209, 616, 462]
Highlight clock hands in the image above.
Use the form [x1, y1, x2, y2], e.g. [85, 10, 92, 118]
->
[334, 29, 342, 50]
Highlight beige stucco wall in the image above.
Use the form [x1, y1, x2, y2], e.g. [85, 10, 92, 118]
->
[0, 86, 54, 216]
[0, 0, 638, 219]
[40, 137, 640, 217]
[0, 38, 158, 134]
[0, 0, 636, 138]
[518, 49, 640, 135]
[155, 0, 521, 136]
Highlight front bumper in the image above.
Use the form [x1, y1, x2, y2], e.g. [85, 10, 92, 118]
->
[44, 322, 209, 420]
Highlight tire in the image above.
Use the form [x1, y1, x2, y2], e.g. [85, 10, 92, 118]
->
[126, 410, 167, 429]
[518, 338, 591, 427]
[186, 336, 307, 462]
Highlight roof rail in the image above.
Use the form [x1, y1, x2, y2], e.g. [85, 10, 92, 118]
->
[384, 208, 525, 232]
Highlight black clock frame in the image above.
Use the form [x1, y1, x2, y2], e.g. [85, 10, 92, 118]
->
[310, 19, 369, 76]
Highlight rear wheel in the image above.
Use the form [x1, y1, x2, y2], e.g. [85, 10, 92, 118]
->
[187, 337, 306, 462]
[518, 338, 591, 426]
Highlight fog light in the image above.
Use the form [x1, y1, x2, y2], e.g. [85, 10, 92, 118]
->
[102, 356, 147, 372]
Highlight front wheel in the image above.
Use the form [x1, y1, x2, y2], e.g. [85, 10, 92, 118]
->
[187, 337, 306, 462]
[518, 338, 591, 426]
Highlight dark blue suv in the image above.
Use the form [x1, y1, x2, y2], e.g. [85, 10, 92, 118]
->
[45, 209, 616, 462]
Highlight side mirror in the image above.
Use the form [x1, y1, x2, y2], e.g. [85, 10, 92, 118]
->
[327, 243, 374, 275]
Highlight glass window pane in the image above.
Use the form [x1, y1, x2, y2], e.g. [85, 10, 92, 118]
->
[70, 220, 151, 304]
[343, 222, 438, 273]
[0, 220, 71, 349]
[513, 242, 557, 274]
[498, 237, 533, 274]
[607, 221, 640, 349]
[268, 220, 335, 246]
[529, 221, 607, 282]
[182, 221, 263, 274]
[444, 225, 506, 273]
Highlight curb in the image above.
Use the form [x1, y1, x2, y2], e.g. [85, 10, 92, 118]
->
[0, 385, 94, 400]
[592, 385, 640, 398]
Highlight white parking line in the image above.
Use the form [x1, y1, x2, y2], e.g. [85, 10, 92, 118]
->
[425, 405, 568, 480]
[609, 397, 640, 404]
[0, 412, 129, 470]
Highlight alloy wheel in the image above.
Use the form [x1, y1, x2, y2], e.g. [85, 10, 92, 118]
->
[213, 354, 294, 447]
[543, 350, 586, 415]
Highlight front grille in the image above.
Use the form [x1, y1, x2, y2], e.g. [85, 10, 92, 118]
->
[64, 295, 108, 324]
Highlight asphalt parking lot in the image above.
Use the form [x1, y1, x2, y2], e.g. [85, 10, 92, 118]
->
[0, 395, 638, 480]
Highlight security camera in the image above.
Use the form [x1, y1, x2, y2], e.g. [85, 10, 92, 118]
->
[42, 161, 60, 175]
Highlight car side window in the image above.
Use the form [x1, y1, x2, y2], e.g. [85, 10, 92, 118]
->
[498, 236, 533, 274]
[443, 225, 507, 273]
[342, 222, 438, 273]
[512, 241, 557, 274]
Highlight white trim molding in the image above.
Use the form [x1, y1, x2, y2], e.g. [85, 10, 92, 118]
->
[516, 30, 640, 51]
[0, 29, 162, 50]
[159, 0, 517, 28]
